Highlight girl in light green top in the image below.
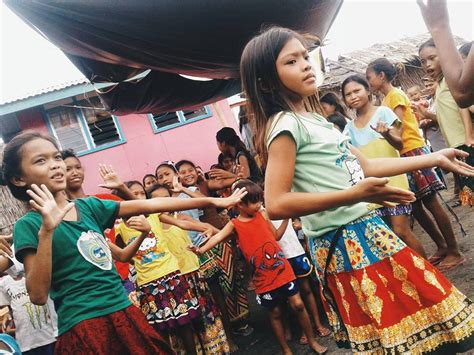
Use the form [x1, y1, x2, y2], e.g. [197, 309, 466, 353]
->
[240, 26, 474, 354]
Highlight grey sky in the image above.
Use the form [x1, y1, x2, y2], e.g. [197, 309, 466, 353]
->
[0, 0, 472, 103]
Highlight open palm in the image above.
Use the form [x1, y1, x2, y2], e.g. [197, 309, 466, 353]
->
[98, 164, 124, 190]
[27, 184, 74, 232]
[436, 148, 474, 176]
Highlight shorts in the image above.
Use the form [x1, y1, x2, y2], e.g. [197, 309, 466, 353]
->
[287, 254, 313, 278]
[256, 281, 299, 309]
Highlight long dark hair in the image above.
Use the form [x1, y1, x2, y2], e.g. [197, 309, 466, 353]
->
[216, 127, 249, 157]
[2, 132, 60, 201]
[240, 26, 323, 165]
[367, 58, 404, 84]
[320, 92, 349, 117]
[215, 127, 262, 183]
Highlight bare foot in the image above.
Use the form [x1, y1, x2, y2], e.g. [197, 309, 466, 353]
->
[315, 325, 331, 337]
[430, 248, 448, 258]
[309, 340, 327, 354]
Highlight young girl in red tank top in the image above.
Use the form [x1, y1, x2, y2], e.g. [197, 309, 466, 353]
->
[190, 179, 327, 355]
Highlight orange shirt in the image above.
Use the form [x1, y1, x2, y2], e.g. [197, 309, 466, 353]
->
[383, 88, 425, 154]
[232, 212, 295, 294]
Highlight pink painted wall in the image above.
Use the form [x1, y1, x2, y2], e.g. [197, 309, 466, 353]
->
[17, 100, 239, 195]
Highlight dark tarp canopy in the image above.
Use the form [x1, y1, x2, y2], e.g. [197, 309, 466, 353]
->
[6, 0, 342, 115]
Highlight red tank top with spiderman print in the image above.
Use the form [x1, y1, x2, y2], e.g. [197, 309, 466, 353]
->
[232, 212, 295, 294]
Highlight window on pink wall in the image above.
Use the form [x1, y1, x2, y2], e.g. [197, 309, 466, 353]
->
[44, 96, 126, 156]
[148, 105, 212, 133]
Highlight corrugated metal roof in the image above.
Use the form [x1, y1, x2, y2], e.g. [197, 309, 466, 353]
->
[0, 78, 89, 106]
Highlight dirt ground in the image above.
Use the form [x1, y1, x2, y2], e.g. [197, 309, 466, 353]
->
[234, 175, 473, 354]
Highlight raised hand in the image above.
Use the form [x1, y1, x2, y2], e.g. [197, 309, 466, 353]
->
[353, 177, 416, 207]
[213, 187, 248, 209]
[171, 176, 184, 193]
[235, 164, 245, 178]
[208, 168, 235, 180]
[125, 215, 151, 234]
[187, 244, 202, 255]
[98, 164, 125, 190]
[417, 0, 449, 31]
[435, 148, 474, 176]
[370, 121, 391, 137]
[27, 184, 74, 232]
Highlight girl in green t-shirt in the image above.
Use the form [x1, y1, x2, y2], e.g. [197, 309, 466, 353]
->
[239, 26, 474, 354]
[1, 132, 246, 354]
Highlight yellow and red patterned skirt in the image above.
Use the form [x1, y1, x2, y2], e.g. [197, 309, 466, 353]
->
[308, 214, 473, 354]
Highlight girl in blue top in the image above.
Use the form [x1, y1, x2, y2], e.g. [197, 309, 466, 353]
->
[1, 132, 246, 354]
[341, 75, 426, 258]
[240, 26, 474, 354]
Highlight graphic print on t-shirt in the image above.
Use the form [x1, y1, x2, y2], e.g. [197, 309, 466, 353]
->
[132, 234, 166, 265]
[250, 242, 286, 290]
[77, 230, 113, 270]
[345, 159, 364, 186]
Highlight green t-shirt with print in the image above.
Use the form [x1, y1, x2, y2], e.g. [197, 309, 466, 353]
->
[13, 197, 131, 335]
[266, 112, 370, 238]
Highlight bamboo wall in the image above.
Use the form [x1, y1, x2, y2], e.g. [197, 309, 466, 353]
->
[0, 186, 27, 235]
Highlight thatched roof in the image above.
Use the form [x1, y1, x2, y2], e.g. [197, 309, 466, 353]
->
[0, 143, 28, 235]
[321, 33, 466, 91]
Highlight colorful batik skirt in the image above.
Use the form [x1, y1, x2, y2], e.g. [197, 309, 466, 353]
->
[171, 270, 231, 354]
[198, 250, 222, 281]
[137, 271, 200, 330]
[308, 214, 474, 354]
[212, 240, 250, 322]
[374, 203, 412, 217]
[456, 144, 474, 206]
[401, 146, 446, 200]
[55, 305, 172, 354]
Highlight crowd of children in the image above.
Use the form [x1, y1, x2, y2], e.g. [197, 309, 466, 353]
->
[0, 1, 473, 353]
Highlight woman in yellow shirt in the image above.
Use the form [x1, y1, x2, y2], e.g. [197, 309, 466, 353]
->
[366, 58, 464, 271]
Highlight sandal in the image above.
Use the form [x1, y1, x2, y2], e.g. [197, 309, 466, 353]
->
[438, 257, 466, 272]
[232, 324, 254, 337]
[427, 255, 445, 266]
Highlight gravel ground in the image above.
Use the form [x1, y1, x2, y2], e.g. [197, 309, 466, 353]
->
[233, 176, 473, 354]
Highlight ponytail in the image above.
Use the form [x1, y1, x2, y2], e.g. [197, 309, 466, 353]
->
[367, 58, 404, 83]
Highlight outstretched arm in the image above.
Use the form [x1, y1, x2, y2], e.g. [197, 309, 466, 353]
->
[265, 135, 416, 220]
[417, 0, 474, 107]
[353, 146, 474, 179]
[159, 213, 219, 236]
[189, 221, 235, 254]
[118, 188, 247, 218]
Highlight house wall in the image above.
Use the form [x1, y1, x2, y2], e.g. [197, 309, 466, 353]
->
[16, 100, 239, 195]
